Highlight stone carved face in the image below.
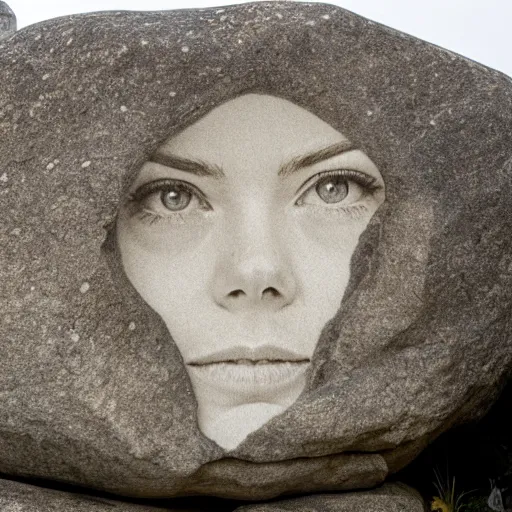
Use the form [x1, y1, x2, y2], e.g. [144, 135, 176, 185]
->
[1, 0, 511, 500]
[116, 93, 385, 449]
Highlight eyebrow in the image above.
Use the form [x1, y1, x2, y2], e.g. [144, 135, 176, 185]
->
[150, 153, 225, 179]
[149, 140, 356, 179]
[278, 140, 356, 177]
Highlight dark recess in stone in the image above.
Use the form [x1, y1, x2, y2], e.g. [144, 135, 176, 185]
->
[398, 378, 512, 507]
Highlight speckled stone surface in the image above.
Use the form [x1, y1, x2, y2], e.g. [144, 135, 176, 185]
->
[1, 0, 511, 503]
[0, 1, 16, 39]
[0, 479, 425, 511]
[0, 479, 173, 512]
[236, 483, 426, 511]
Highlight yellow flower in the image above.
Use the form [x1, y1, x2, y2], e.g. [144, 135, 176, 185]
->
[431, 496, 452, 512]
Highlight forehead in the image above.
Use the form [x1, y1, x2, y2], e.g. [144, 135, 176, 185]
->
[161, 94, 348, 166]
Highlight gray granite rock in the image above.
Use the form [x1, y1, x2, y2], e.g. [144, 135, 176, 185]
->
[0, 0, 511, 502]
[0, 479, 194, 511]
[0, 479, 425, 512]
[237, 483, 426, 511]
[0, 1, 16, 40]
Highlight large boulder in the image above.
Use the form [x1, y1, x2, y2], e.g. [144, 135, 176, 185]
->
[0, 1, 16, 40]
[0, 0, 511, 502]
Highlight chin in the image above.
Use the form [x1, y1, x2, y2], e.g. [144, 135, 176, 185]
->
[197, 401, 291, 451]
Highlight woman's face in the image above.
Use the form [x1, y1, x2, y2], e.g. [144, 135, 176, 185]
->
[116, 94, 385, 450]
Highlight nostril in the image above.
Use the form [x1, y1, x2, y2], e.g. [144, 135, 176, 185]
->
[262, 287, 280, 299]
[229, 289, 245, 298]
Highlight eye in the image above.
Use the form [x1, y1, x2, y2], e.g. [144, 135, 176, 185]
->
[160, 187, 192, 211]
[296, 169, 378, 207]
[315, 175, 349, 203]
[127, 179, 211, 221]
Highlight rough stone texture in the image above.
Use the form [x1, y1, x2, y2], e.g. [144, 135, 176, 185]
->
[0, 0, 511, 503]
[0, 479, 425, 512]
[0, 479, 174, 512]
[237, 483, 426, 511]
[0, 1, 16, 40]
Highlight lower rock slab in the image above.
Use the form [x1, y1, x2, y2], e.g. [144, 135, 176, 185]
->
[238, 483, 426, 511]
[0, 478, 425, 511]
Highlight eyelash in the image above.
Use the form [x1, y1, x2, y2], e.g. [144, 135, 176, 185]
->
[128, 180, 209, 206]
[125, 169, 380, 225]
[296, 169, 379, 201]
[126, 180, 210, 225]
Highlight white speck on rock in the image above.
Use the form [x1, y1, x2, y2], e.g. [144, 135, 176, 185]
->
[169, 91, 176, 97]
[128, 322, 136, 331]
[430, 119, 436, 126]
[70, 332, 80, 342]
[81, 161, 91, 168]
[322, 14, 330, 20]
[30, 286, 35, 291]
[0, 173, 7, 182]
[46, 162, 55, 171]
[367, 110, 373, 116]
[182, 46, 190, 53]
[42, 73, 50, 81]
[216, 9, 225, 13]
[66, 38, 73, 46]
[276, 13, 283, 19]
[141, 40, 149, 46]
[80, 282, 90, 294]
[305, 20, 316, 26]
[120, 105, 128, 112]
[11, 228, 21, 236]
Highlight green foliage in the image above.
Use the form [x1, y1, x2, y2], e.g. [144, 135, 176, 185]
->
[430, 467, 475, 512]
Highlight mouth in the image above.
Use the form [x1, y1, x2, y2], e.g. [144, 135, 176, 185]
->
[186, 346, 310, 389]
[187, 345, 310, 366]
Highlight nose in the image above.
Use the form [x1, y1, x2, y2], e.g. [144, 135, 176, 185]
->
[211, 208, 298, 312]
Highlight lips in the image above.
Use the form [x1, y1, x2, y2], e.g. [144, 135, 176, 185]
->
[187, 361, 310, 391]
[216, 358, 304, 366]
[187, 345, 310, 366]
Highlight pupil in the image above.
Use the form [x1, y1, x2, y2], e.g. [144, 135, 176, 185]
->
[161, 188, 191, 211]
[316, 177, 348, 203]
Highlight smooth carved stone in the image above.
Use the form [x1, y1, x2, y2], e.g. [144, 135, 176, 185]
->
[1, 0, 511, 502]
[0, 1, 15, 40]
[237, 484, 426, 511]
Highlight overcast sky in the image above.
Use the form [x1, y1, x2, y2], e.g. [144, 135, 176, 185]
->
[5, 0, 512, 78]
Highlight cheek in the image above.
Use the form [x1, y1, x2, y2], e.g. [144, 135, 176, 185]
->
[292, 211, 371, 313]
[297, 210, 368, 251]
[116, 212, 214, 317]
